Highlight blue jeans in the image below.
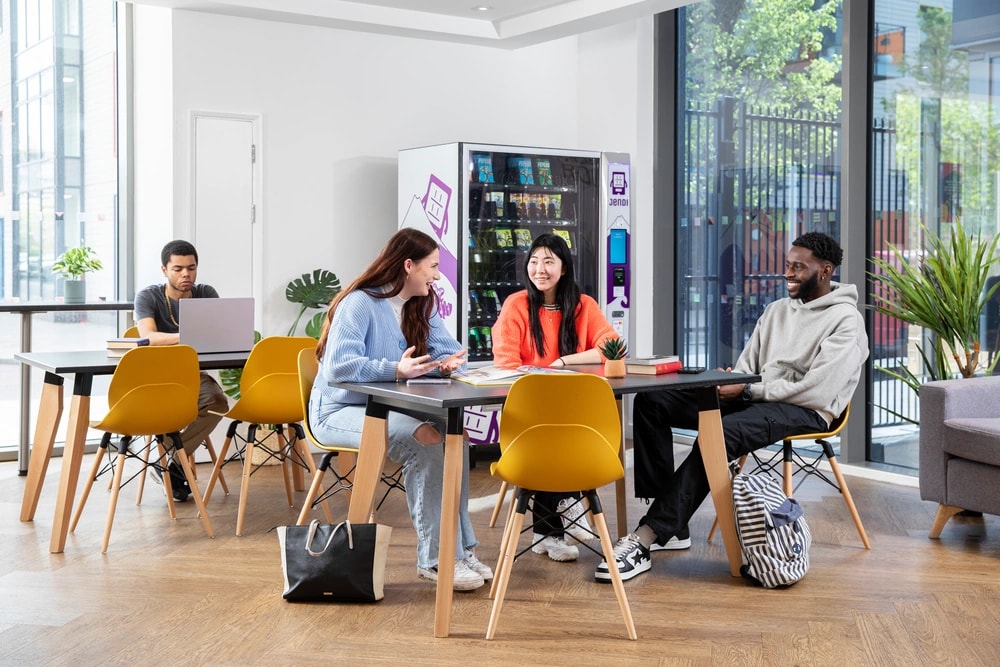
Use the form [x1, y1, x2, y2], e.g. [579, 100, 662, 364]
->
[310, 401, 478, 570]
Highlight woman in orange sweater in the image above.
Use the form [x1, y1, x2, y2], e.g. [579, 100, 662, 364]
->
[491, 232, 619, 562]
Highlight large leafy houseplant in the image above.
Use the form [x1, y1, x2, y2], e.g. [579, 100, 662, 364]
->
[51, 244, 104, 278]
[220, 269, 341, 400]
[869, 220, 1000, 405]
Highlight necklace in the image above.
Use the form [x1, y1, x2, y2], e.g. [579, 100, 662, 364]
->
[164, 285, 179, 327]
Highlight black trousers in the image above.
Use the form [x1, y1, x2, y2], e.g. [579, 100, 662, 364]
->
[632, 389, 828, 543]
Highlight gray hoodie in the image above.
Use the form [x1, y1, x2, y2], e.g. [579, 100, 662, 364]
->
[734, 281, 869, 426]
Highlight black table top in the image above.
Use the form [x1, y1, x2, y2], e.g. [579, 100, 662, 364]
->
[14, 349, 250, 375]
[332, 366, 760, 412]
[0, 300, 135, 313]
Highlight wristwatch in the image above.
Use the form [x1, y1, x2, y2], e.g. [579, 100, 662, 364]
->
[741, 384, 752, 402]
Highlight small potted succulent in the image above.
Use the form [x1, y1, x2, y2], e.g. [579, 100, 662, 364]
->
[599, 337, 628, 378]
[51, 244, 103, 305]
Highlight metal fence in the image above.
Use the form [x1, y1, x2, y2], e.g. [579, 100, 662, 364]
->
[678, 98, 915, 430]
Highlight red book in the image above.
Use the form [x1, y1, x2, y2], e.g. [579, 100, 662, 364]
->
[626, 360, 682, 375]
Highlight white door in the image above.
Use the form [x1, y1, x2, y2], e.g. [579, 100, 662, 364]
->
[191, 114, 259, 300]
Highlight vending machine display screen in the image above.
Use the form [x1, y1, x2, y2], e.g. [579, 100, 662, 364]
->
[609, 228, 627, 265]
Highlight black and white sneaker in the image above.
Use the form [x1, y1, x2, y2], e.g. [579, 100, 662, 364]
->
[149, 459, 191, 502]
[595, 533, 651, 582]
[649, 527, 692, 552]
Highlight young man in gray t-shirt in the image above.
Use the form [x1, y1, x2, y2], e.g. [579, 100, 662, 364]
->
[134, 239, 229, 501]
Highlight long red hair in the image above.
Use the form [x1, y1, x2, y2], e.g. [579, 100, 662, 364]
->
[316, 228, 440, 360]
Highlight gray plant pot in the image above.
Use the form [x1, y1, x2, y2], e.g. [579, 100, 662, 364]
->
[63, 279, 86, 305]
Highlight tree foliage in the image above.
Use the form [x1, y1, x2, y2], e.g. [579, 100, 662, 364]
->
[685, 0, 842, 115]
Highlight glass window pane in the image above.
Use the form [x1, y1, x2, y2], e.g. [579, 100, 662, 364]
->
[870, 0, 1000, 470]
[677, 0, 843, 370]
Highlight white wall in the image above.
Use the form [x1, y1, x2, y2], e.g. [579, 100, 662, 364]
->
[132, 8, 652, 339]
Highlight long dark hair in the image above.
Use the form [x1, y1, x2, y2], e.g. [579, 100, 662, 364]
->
[525, 233, 580, 357]
[316, 228, 440, 359]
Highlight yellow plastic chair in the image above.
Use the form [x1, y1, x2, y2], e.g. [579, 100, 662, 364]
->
[202, 336, 319, 536]
[120, 326, 228, 503]
[708, 403, 870, 549]
[69, 345, 215, 552]
[486, 373, 636, 641]
[294, 349, 405, 525]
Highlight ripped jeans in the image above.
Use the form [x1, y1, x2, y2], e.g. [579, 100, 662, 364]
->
[310, 403, 479, 570]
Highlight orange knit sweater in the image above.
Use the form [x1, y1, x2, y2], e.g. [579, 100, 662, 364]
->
[491, 291, 618, 369]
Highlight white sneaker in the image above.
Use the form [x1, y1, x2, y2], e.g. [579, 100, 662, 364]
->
[556, 497, 594, 544]
[531, 534, 579, 562]
[463, 550, 494, 581]
[417, 560, 486, 591]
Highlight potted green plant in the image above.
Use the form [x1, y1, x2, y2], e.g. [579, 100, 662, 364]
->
[599, 337, 628, 378]
[51, 244, 104, 305]
[869, 220, 1000, 421]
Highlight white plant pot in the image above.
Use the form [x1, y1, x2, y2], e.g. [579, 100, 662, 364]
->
[63, 279, 86, 305]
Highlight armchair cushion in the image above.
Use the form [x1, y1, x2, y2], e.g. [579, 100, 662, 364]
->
[942, 418, 1000, 467]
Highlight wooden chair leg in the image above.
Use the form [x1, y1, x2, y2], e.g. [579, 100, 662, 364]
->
[489, 487, 521, 600]
[825, 454, 870, 548]
[489, 481, 508, 528]
[708, 454, 747, 542]
[276, 428, 295, 509]
[135, 436, 153, 505]
[157, 441, 179, 521]
[486, 506, 525, 639]
[101, 444, 129, 553]
[202, 433, 234, 505]
[173, 442, 214, 539]
[592, 499, 637, 640]
[71, 436, 111, 533]
[782, 443, 794, 498]
[235, 431, 257, 537]
[202, 435, 229, 496]
[929, 504, 963, 539]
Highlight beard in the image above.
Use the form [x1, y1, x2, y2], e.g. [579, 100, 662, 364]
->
[791, 272, 821, 302]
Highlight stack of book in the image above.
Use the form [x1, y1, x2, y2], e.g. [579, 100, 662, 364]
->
[626, 355, 682, 375]
[107, 336, 150, 358]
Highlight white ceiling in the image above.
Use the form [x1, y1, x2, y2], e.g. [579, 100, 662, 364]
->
[124, 0, 691, 48]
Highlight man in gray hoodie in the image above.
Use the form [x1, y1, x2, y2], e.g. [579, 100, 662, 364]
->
[596, 232, 869, 582]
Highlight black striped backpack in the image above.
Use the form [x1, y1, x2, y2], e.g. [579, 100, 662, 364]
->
[731, 470, 811, 588]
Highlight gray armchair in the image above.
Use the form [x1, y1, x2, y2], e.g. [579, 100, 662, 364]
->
[919, 375, 1000, 537]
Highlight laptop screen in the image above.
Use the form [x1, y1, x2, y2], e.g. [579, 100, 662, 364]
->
[178, 297, 255, 353]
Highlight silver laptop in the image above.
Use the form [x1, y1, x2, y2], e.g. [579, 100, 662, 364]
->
[178, 297, 255, 353]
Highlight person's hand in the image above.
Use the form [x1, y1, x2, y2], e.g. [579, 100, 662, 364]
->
[717, 382, 745, 402]
[715, 367, 742, 401]
[437, 349, 468, 375]
[396, 346, 437, 379]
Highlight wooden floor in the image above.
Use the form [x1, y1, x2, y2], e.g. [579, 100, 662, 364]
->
[2, 447, 999, 666]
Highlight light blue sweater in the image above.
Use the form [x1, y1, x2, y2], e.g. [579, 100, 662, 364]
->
[310, 289, 463, 420]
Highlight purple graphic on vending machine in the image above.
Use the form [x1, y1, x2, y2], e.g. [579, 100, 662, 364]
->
[420, 175, 452, 238]
[611, 171, 628, 196]
[431, 283, 453, 321]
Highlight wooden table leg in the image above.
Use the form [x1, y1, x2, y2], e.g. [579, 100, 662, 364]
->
[50, 373, 94, 554]
[434, 407, 463, 638]
[20, 372, 65, 522]
[346, 400, 389, 524]
[695, 387, 742, 577]
[614, 397, 627, 539]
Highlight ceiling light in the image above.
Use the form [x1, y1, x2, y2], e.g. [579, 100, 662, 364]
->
[473, 6, 491, 11]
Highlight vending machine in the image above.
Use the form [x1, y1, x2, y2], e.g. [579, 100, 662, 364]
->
[398, 143, 631, 444]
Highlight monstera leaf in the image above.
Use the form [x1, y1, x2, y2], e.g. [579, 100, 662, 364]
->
[286, 269, 341, 336]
